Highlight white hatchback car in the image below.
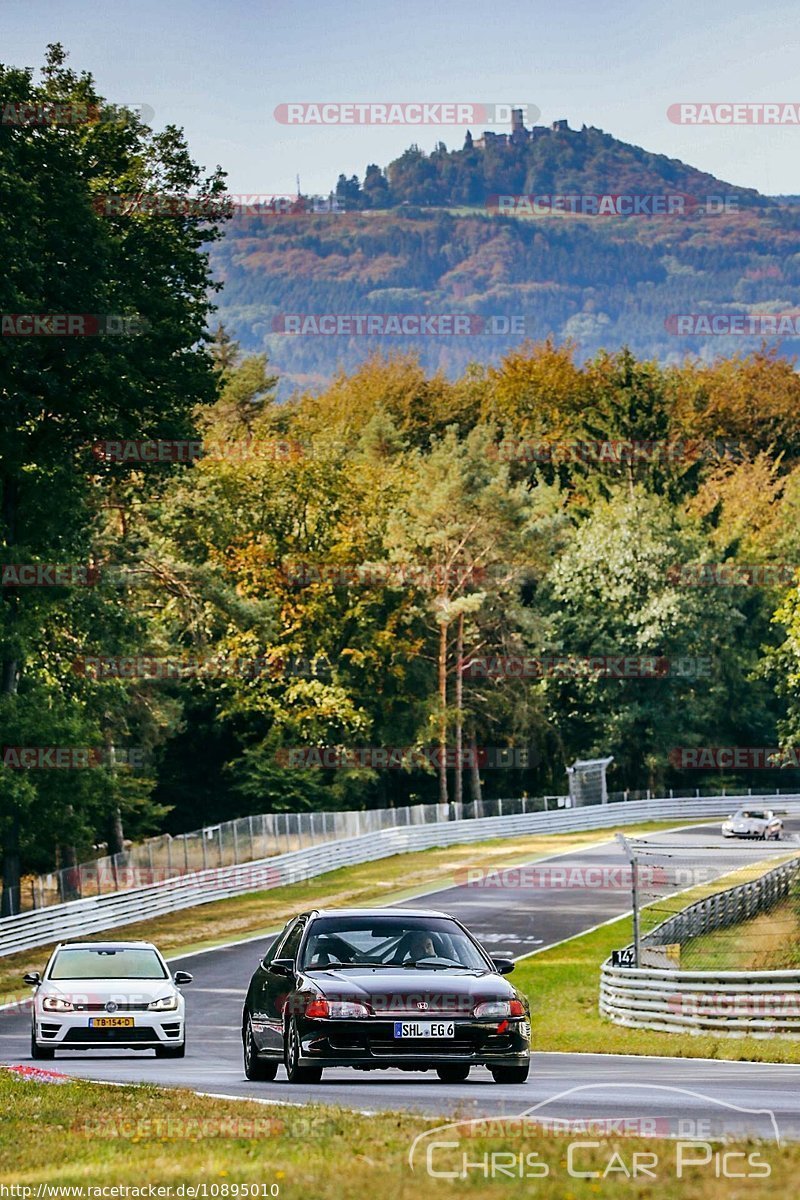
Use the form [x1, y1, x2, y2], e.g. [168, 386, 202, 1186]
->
[25, 941, 192, 1059]
[721, 808, 784, 840]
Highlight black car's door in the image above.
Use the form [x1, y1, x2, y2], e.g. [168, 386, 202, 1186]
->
[255, 918, 306, 1054]
[248, 923, 290, 1052]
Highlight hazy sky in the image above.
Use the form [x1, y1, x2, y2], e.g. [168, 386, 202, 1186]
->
[7, 0, 800, 195]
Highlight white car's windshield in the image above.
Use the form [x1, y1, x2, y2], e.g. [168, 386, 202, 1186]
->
[737, 810, 768, 820]
[49, 948, 168, 980]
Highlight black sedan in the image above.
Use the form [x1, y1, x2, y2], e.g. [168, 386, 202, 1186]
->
[241, 907, 531, 1084]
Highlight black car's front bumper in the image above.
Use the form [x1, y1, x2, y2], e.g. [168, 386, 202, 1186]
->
[294, 1017, 530, 1068]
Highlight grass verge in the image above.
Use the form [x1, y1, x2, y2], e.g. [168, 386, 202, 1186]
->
[0, 1070, 794, 1198]
[680, 892, 800, 971]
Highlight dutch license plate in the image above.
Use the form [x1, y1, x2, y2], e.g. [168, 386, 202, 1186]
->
[393, 1021, 454, 1038]
[88, 1017, 135, 1028]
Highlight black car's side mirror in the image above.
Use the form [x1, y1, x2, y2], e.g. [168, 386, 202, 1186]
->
[174, 971, 193, 985]
[270, 958, 295, 978]
[23, 972, 41, 986]
[492, 958, 515, 975]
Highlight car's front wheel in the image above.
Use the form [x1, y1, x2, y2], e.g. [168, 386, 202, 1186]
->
[436, 1064, 470, 1083]
[30, 1030, 55, 1060]
[490, 1061, 530, 1084]
[284, 1018, 323, 1084]
[243, 1018, 279, 1081]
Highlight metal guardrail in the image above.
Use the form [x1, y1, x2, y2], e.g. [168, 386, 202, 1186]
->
[600, 964, 800, 1038]
[22, 782, 799, 913]
[643, 857, 800, 947]
[4, 793, 798, 958]
[600, 850, 800, 1037]
[19, 798, 557, 912]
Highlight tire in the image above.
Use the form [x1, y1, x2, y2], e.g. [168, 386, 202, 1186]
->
[155, 1043, 186, 1058]
[243, 1018, 279, 1081]
[436, 1064, 470, 1083]
[31, 1030, 55, 1060]
[490, 1061, 530, 1084]
[284, 1018, 323, 1084]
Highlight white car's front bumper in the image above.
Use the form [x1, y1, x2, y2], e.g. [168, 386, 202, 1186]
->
[34, 1010, 184, 1049]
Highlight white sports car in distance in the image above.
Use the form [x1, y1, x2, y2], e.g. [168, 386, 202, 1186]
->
[721, 809, 783, 840]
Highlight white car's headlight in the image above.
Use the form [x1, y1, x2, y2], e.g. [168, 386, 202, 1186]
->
[42, 996, 74, 1012]
[147, 995, 179, 1012]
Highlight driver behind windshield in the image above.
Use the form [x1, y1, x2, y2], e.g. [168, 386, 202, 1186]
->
[395, 931, 437, 963]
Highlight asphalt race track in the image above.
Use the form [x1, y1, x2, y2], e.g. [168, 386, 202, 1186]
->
[3, 820, 800, 1139]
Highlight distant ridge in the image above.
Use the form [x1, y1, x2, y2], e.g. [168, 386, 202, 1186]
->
[331, 112, 767, 211]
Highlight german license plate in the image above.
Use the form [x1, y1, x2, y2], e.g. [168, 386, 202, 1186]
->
[393, 1021, 454, 1038]
[88, 1017, 134, 1028]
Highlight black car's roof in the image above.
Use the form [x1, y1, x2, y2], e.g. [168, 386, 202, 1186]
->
[306, 907, 452, 919]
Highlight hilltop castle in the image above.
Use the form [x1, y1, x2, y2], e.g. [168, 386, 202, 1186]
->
[473, 110, 572, 149]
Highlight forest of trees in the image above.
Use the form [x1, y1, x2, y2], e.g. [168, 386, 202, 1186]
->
[214, 202, 800, 395]
[5, 47, 800, 912]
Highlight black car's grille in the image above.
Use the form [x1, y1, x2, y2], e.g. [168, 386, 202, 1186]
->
[63, 1028, 160, 1044]
[369, 1039, 475, 1056]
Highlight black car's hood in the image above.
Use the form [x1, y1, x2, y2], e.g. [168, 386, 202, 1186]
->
[300, 967, 520, 1014]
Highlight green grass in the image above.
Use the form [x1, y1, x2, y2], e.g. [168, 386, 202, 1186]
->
[0, 1071, 794, 1199]
[680, 893, 800, 971]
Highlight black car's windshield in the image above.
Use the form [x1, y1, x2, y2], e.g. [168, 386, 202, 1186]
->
[49, 948, 168, 980]
[300, 916, 491, 971]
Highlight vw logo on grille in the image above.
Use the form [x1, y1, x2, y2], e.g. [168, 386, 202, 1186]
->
[417, 1001, 429, 1010]
[105, 1001, 118, 1013]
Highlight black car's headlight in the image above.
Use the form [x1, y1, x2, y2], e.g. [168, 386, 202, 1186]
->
[42, 996, 73, 1012]
[474, 1000, 525, 1019]
[306, 998, 370, 1019]
[148, 995, 179, 1011]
